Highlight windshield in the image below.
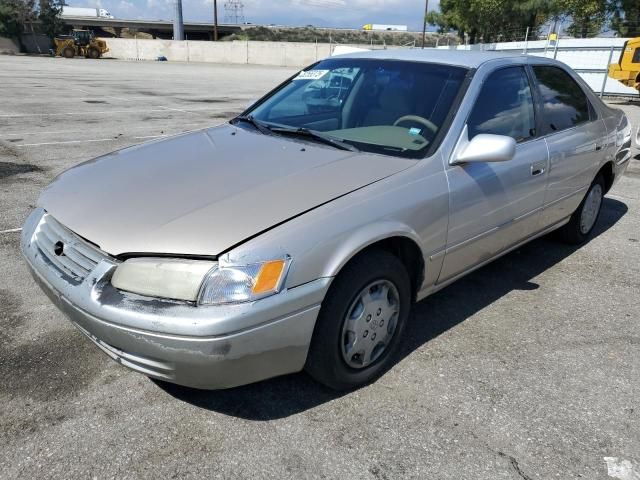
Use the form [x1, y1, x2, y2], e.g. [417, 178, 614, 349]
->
[243, 58, 468, 158]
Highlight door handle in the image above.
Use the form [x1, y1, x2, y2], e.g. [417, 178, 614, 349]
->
[530, 161, 546, 177]
[595, 144, 603, 151]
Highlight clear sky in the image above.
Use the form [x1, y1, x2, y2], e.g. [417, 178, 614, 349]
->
[84, 0, 439, 31]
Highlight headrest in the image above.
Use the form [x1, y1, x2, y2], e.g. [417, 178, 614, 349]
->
[378, 85, 410, 111]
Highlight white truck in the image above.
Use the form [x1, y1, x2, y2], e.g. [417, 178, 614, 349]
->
[61, 6, 114, 18]
[362, 24, 408, 32]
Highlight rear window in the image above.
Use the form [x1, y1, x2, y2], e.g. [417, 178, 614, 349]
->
[532, 66, 590, 132]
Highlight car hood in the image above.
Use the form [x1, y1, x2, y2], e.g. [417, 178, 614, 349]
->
[38, 124, 414, 256]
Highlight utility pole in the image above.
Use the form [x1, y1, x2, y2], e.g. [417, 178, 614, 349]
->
[421, 0, 429, 49]
[213, 0, 218, 41]
[173, 0, 184, 40]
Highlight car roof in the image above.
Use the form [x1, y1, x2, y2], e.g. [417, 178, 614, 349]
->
[333, 48, 533, 68]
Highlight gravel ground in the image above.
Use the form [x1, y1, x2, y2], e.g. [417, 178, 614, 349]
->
[1, 56, 639, 480]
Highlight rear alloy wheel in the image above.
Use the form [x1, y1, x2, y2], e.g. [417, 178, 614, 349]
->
[305, 248, 411, 390]
[62, 47, 75, 59]
[558, 174, 605, 245]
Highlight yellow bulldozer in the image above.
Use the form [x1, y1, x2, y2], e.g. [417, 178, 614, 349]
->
[53, 29, 109, 59]
[608, 37, 640, 93]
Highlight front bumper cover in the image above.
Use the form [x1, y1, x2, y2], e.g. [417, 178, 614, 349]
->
[21, 208, 330, 389]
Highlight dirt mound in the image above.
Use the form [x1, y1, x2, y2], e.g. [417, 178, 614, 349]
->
[0, 37, 20, 55]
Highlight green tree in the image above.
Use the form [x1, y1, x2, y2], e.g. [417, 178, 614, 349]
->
[514, 0, 564, 30]
[560, 0, 608, 38]
[38, 0, 63, 39]
[426, 0, 558, 44]
[0, 0, 35, 38]
[609, 0, 640, 37]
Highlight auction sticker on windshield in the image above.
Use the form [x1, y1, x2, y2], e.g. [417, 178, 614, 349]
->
[294, 70, 330, 81]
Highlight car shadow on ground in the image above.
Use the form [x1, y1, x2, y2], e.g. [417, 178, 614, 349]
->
[156, 198, 628, 420]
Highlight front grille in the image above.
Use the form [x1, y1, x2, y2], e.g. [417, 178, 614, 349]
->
[33, 213, 108, 282]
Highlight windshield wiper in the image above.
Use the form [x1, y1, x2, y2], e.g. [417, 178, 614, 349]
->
[232, 115, 273, 135]
[269, 126, 359, 152]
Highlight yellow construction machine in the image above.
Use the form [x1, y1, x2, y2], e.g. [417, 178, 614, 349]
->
[53, 29, 109, 59]
[608, 37, 640, 93]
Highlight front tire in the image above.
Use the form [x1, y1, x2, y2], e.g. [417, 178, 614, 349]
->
[62, 46, 75, 59]
[557, 174, 605, 245]
[305, 249, 411, 390]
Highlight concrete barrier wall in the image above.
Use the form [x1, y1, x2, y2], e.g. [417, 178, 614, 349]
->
[102, 37, 638, 96]
[101, 38, 333, 67]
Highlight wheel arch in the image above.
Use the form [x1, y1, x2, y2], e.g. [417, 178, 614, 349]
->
[598, 161, 615, 193]
[322, 222, 426, 302]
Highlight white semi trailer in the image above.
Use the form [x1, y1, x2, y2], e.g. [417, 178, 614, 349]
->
[362, 24, 408, 32]
[61, 6, 114, 18]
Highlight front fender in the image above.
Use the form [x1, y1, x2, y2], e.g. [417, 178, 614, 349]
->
[223, 220, 425, 291]
[317, 220, 424, 279]
[224, 156, 449, 296]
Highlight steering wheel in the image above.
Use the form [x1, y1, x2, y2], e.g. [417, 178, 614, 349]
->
[393, 115, 438, 135]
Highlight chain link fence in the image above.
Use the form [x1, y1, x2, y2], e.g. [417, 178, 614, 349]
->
[438, 37, 638, 97]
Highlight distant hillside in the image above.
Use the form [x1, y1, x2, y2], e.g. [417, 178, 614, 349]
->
[221, 26, 458, 47]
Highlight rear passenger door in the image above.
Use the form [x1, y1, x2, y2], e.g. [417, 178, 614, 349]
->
[531, 65, 607, 227]
[438, 66, 549, 283]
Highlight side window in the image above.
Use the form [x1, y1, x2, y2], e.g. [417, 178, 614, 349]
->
[532, 66, 590, 132]
[633, 47, 640, 64]
[467, 67, 536, 142]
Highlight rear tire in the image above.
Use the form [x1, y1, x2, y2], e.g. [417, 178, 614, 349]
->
[305, 249, 411, 390]
[557, 174, 605, 245]
[62, 46, 75, 59]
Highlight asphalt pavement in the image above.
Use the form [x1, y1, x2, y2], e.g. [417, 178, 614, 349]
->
[1, 56, 639, 480]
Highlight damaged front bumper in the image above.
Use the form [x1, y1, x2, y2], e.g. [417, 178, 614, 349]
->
[21, 208, 330, 389]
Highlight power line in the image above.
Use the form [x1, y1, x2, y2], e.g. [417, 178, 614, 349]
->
[224, 0, 245, 24]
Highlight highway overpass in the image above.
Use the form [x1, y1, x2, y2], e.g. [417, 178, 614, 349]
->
[61, 16, 243, 40]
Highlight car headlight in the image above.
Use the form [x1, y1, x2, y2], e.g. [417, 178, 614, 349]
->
[111, 257, 290, 305]
[111, 258, 216, 302]
[198, 258, 290, 305]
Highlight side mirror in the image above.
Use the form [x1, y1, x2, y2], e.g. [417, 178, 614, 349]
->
[451, 126, 516, 165]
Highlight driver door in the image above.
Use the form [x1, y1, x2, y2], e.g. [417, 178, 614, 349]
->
[438, 65, 549, 284]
